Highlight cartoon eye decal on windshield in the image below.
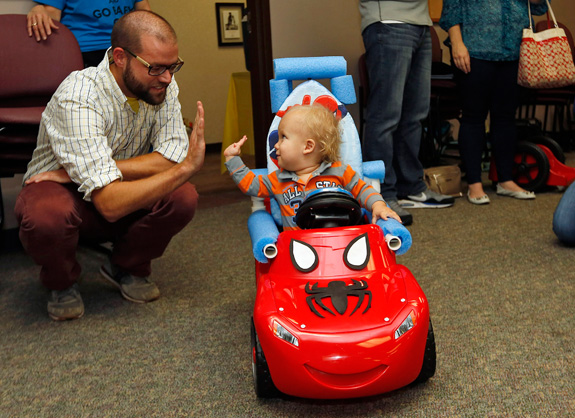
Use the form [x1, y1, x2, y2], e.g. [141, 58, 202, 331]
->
[343, 233, 370, 270]
[290, 239, 318, 273]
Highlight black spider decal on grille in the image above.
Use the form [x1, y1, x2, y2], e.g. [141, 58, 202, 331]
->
[305, 279, 372, 318]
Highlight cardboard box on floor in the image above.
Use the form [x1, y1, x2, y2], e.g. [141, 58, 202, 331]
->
[424, 165, 463, 197]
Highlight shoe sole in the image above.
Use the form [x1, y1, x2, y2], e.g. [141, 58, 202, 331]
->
[496, 192, 535, 200]
[99, 266, 151, 304]
[49, 311, 84, 321]
[401, 216, 413, 226]
[398, 200, 453, 209]
[467, 196, 490, 205]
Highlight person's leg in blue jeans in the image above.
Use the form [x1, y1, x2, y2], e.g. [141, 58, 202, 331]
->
[553, 181, 575, 245]
[362, 23, 431, 201]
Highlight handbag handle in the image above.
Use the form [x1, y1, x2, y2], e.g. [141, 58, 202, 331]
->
[527, 0, 558, 30]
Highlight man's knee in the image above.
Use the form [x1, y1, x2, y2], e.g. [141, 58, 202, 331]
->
[15, 183, 81, 237]
[166, 182, 199, 225]
[553, 211, 575, 246]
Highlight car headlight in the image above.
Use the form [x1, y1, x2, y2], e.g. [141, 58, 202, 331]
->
[394, 311, 415, 340]
[273, 320, 299, 347]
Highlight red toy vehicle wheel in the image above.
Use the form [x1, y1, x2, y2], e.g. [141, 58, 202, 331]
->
[529, 135, 565, 164]
[251, 318, 280, 398]
[412, 319, 437, 385]
[512, 141, 550, 191]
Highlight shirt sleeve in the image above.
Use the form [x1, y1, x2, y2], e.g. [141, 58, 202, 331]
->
[439, 0, 462, 32]
[225, 156, 273, 198]
[341, 165, 384, 210]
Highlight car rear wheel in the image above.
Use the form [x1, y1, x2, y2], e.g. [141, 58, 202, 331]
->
[512, 141, 550, 191]
[412, 319, 437, 385]
[251, 317, 280, 398]
[529, 135, 565, 164]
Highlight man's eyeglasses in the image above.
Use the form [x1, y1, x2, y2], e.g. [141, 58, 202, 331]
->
[123, 48, 184, 76]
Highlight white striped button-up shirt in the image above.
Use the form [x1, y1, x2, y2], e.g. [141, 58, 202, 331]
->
[24, 50, 188, 201]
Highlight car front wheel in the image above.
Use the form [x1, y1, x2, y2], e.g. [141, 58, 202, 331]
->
[412, 318, 437, 385]
[251, 317, 280, 398]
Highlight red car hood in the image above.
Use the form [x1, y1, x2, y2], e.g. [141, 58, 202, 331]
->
[267, 265, 410, 334]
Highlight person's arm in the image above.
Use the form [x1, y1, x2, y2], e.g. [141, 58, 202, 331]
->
[529, 0, 548, 16]
[224, 149, 274, 199]
[135, 0, 152, 11]
[447, 24, 471, 74]
[90, 101, 205, 223]
[114, 152, 176, 181]
[338, 164, 401, 223]
[27, 3, 61, 42]
[25, 147, 181, 185]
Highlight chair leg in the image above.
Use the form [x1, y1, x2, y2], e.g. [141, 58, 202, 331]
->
[0, 180, 4, 231]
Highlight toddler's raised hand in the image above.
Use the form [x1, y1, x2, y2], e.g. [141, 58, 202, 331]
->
[224, 135, 248, 161]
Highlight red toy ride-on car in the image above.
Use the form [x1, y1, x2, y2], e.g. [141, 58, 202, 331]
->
[250, 189, 436, 399]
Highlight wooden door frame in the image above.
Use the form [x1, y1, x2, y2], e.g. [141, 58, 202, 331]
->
[245, 0, 273, 168]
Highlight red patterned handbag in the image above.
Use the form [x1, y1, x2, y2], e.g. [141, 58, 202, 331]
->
[517, 0, 575, 89]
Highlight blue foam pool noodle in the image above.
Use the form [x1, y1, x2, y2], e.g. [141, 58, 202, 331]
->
[376, 218, 412, 255]
[273, 56, 347, 81]
[248, 210, 280, 263]
[331, 75, 356, 104]
[269, 79, 291, 114]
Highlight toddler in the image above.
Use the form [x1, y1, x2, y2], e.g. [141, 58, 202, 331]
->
[224, 104, 401, 230]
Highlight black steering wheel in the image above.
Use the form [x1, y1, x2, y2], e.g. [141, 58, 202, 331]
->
[295, 188, 363, 229]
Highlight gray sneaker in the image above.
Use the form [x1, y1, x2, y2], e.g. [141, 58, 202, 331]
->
[398, 189, 455, 208]
[100, 261, 160, 303]
[47, 284, 84, 321]
[386, 199, 413, 226]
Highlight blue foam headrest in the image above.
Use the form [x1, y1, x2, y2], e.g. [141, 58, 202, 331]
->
[270, 57, 356, 113]
[273, 56, 347, 80]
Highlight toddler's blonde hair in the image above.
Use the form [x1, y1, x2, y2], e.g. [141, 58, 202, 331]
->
[285, 104, 341, 163]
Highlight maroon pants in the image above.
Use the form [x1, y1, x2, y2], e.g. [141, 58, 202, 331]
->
[14, 181, 198, 290]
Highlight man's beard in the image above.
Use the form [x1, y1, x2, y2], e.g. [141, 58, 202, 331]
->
[123, 61, 168, 105]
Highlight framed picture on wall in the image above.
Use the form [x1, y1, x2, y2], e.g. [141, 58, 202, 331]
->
[216, 3, 245, 46]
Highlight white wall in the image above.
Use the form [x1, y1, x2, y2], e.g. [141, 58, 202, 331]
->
[270, 0, 364, 125]
[0, 0, 34, 14]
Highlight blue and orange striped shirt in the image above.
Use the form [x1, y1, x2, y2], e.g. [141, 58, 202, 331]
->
[226, 156, 385, 230]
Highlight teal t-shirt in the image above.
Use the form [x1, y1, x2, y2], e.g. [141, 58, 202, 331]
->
[37, 0, 143, 52]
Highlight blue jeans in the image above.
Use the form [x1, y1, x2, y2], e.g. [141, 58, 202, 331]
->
[362, 22, 431, 200]
[553, 181, 575, 246]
